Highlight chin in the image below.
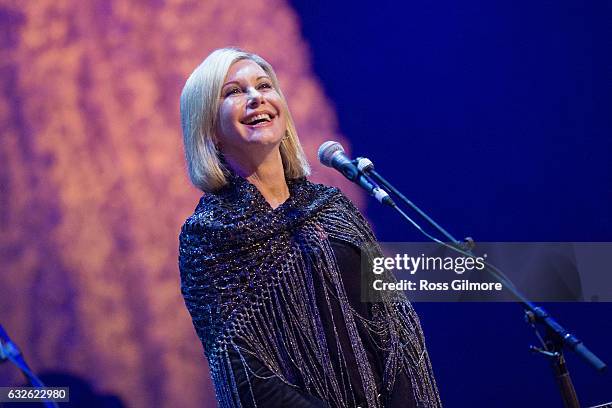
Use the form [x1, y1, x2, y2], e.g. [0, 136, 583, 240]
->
[246, 130, 284, 145]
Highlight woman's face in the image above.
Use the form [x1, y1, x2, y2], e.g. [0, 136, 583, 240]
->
[216, 59, 287, 159]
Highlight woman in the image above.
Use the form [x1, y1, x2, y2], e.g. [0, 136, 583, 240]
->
[179, 47, 441, 408]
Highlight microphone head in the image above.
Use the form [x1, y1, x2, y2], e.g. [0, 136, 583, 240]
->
[318, 141, 344, 167]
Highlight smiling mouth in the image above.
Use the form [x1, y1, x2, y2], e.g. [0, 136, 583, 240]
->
[241, 113, 274, 126]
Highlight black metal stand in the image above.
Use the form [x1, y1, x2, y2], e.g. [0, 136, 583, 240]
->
[526, 310, 581, 408]
[354, 156, 607, 404]
[0, 324, 58, 408]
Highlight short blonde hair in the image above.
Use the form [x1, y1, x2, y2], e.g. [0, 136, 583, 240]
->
[180, 47, 310, 192]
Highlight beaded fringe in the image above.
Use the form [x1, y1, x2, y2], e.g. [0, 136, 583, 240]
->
[180, 178, 441, 407]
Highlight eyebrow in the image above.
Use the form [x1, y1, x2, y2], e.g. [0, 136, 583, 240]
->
[221, 76, 270, 88]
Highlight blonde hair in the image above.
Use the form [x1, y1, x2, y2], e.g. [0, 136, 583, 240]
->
[180, 47, 310, 192]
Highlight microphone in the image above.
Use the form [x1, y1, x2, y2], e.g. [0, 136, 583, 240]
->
[318, 141, 394, 206]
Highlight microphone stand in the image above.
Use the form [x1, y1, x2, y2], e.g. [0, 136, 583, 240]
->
[0, 324, 58, 408]
[355, 158, 607, 407]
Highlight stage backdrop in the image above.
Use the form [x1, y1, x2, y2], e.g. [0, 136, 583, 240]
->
[290, 0, 612, 406]
[0, 1, 362, 407]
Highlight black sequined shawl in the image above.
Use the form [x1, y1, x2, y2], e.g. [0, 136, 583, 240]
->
[179, 175, 441, 408]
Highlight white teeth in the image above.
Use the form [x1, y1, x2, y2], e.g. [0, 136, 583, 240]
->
[244, 113, 271, 125]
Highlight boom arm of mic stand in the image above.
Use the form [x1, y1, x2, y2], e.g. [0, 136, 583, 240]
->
[362, 166, 607, 373]
[365, 168, 461, 245]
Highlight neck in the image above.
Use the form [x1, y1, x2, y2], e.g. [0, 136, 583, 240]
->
[224, 148, 290, 209]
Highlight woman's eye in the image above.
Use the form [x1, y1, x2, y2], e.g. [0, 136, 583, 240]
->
[257, 82, 272, 90]
[224, 87, 241, 97]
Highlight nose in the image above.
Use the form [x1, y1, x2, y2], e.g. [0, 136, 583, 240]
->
[246, 88, 264, 109]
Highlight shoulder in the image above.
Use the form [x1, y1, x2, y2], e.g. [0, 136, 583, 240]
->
[178, 194, 229, 284]
[293, 178, 352, 208]
[306, 179, 361, 214]
[303, 181, 378, 240]
[180, 194, 217, 234]
[179, 196, 207, 241]
[178, 193, 224, 254]
[298, 180, 371, 231]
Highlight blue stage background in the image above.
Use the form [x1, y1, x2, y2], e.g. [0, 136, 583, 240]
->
[1, 1, 610, 406]
[290, 0, 612, 406]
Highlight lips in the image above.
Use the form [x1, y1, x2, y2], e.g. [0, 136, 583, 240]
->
[240, 112, 275, 126]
